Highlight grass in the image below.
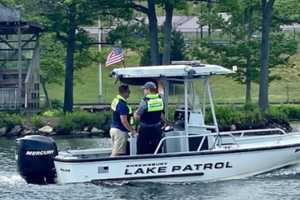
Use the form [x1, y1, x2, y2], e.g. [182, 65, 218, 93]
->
[47, 52, 300, 104]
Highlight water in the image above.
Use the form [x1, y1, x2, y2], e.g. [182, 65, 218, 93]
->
[1, 132, 300, 200]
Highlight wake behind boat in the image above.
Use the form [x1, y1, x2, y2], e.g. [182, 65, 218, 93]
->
[16, 62, 300, 184]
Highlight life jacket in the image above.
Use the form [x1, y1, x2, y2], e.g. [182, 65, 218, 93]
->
[111, 95, 134, 127]
[140, 93, 164, 125]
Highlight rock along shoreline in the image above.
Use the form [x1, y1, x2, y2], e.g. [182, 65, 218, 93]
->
[0, 121, 296, 139]
[0, 125, 107, 138]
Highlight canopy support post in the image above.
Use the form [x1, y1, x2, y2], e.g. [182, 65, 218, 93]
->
[206, 78, 221, 146]
[162, 79, 169, 120]
[202, 78, 207, 121]
[184, 78, 189, 152]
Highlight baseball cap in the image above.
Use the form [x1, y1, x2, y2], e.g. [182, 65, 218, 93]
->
[142, 81, 157, 89]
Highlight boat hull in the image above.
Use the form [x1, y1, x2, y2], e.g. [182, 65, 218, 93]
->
[54, 143, 300, 184]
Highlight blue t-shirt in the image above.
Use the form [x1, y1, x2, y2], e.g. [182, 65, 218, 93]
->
[111, 101, 129, 132]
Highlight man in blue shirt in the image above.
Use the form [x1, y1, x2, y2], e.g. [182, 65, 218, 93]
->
[110, 85, 136, 156]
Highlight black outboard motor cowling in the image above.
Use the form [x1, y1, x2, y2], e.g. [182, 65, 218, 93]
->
[16, 135, 58, 184]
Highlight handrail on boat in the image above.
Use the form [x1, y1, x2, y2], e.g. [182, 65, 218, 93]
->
[221, 128, 287, 137]
[154, 131, 239, 155]
[153, 128, 286, 155]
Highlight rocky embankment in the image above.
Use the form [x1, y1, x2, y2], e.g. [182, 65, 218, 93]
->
[0, 121, 296, 138]
[0, 125, 105, 138]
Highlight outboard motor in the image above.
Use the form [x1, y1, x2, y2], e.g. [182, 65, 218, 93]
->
[16, 135, 58, 184]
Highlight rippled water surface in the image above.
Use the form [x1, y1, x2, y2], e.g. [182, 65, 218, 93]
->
[1, 131, 300, 200]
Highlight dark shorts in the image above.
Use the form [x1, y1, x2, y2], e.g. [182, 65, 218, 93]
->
[137, 124, 162, 155]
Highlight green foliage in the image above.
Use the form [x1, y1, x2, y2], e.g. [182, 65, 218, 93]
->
[207, 105, 300, 131]
[265, 107, 288, 124]
[40, 34, 65, 85]
[190, 0, 298, 106]
[0, 113, 23, 128]
[269, 105, 300, 120]
[50, 99, 64, 110]
[192, 1, 298, 82]
[42, 109, 63, 117]
[0, 0, 17, 7]
[31, 0, 132, 46]
[56, 111, 111, 133]
[107, 23, 149, 53]
[171, 30, 186, 61]
[39, 32, 102, 98]
[157, 0, 187, 10]
[140, 30, 187, 65]
[167, 106, 176, 121]
[213, 106, 243, 130]
[274, 0, 300, 24]
[140, 48, 153, 66]
[31, 115, 44, 128]
[21, 0, 132, 111]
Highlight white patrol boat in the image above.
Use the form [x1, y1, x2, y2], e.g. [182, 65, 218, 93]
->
[16, 61, 300, 184]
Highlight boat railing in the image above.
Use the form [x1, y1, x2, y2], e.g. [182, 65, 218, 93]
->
[221, 128, 287, 137]
[154, 128, 286, 155]
[154, 131, 238, 155]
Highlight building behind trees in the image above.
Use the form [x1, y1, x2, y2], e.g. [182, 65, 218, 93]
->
[0, 4, 43, 111]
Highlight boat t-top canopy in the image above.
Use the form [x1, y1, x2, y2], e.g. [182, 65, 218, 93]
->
[111, 62, 233, 142]
[111, 63, 233, 85]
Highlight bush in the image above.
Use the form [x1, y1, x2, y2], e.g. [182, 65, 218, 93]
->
[56, 111, 111, 134]
[266, 107, 288, 122]
[207, 105, 292, 131]
[241, 107, 264, 129]
[31, 115, 44, 129]
[0, 112, 23, 128]
[213, 106, 243, 131]
[50, 99, 64, 110]
[42, 109, 63, 117]
[271, 105, 300, 120]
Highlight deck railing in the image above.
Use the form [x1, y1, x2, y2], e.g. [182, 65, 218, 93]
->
[0, 88, 17, 110]
[222, 128, 287, 137]
[153, 128, 287, 155]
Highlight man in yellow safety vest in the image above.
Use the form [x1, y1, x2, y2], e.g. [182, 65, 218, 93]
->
[134, 81, 164, 154]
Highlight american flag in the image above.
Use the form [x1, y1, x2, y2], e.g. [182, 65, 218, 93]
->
[105, 47, 124, 67]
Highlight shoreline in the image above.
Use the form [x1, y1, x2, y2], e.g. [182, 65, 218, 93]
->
[0, 121, 298, 139]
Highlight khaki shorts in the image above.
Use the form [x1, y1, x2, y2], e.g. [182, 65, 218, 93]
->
[110, 128, 128, 155]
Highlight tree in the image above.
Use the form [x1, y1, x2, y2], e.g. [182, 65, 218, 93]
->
[170, 30, 186, 61]
[191, 0, 297, 105]
[159, 0, 187, 64]
[259, 0, 275, 112]
[162, 0, 174, 64]
[274, 0, 300, 24]
[31, 0, 130, 112]
[130, 0, 160, 65]
[107, 22, 150, 54]
[193, 0, 261, 104]
[39, 34, 65, 108]
[107, 22, 186, 66]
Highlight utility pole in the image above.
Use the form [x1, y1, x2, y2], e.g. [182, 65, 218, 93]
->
[98, 17, 103, 102]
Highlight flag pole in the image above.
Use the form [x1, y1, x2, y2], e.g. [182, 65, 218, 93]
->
[122, 60, 126, 68]
[122, 49, 126, 68]
[98, 16, 103, 102]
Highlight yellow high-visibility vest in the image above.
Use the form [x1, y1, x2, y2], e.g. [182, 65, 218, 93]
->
[111, 95, 134, 125]
[145, 94, 164, 112]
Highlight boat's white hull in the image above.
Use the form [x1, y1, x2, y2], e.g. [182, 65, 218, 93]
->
[54, 141, 300, 184]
